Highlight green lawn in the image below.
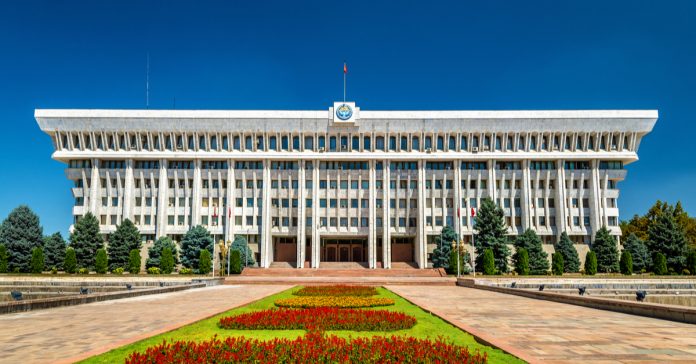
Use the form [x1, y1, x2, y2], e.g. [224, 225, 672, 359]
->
[80, 286, 523, 364]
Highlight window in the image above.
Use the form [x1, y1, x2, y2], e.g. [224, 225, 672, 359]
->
[292, 136, 300, 150]
[281, 136, 289, 150]
[401, 136, 408, 151]
[363, 136, 371, 150]
[352, 136, 360, 150]
[412, 136, 420, 151]
[304, 136, 313, 150]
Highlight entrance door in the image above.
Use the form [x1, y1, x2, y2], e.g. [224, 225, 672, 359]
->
[321, 238, 367, 263]
[273, 237, 297, 262]
[391, 237, 414, 262]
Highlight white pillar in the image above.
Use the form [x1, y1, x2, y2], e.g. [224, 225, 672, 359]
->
[382, 160, 391, 269]
[260, 160, 272, 268]
[191, 159, 202, 226]
[122, 159, 134, 221]
[417, 159, 426, 268]
[368, 160, 377, 268]
[156, 159, 168, 238]
[311, 159, 320, 268]
[297, 160, 306, 268]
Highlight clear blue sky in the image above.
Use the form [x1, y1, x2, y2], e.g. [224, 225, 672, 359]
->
[1, 1, 694, 236]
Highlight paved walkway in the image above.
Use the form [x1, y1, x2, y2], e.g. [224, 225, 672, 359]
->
[0, 284, 290, 364]
[388, 286, 696, 363]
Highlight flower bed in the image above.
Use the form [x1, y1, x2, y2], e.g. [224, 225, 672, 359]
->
[274, 296, 394, 308]
[218, 307, 416, 331]
[292, 285, 377, 297]
[125, 331, 488, 363]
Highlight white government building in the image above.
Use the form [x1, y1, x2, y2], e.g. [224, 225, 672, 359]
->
[35, 103, 657, 269]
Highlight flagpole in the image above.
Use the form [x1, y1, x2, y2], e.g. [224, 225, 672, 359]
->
[343, 62, 346, 102]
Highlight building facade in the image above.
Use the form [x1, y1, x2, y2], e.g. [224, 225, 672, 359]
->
[36, 105, 657, 268]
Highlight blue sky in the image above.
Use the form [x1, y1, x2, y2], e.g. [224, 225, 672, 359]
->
[1, 1, 694, 236]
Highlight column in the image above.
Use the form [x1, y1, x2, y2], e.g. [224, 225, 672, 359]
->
[311, 159, 320, 268]
[156, 159, 168, 238]
[368, 160, 376, 268]
[589, 160, 602, 240]
[416, 159, 426, 268]
[454, 160, 462, 242]
[191, 159, 202, 226]
[382, 160, 391, 269]
[122, 159, 134, 221]
[224, 160, 234, 244]
[555, 159, 567, 241]
[521, 159, 532, 230]
[89, 158, 100, 214]
[260, 160, 272, 268]
[297, 160, 306, 268]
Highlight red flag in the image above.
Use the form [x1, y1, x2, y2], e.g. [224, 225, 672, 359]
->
[343, 62, 347, 74]
[471, 208, 476, 217]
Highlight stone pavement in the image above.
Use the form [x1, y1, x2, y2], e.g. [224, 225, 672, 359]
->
[388, 285, 696, 363]
[0, 284, 290, 364]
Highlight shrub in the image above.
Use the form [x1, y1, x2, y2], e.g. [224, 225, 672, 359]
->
[95, 248, 108, 274]
[0, 244, 7, 273]
[125, 331, 487, 364]
[218, 307, 416, 331]
[552, 252, 564, 276]
[51, 266, 57, 274]
[147, 236, 179, 268]
[514, 229, 549, 275]
[274, 296, 394, 308]
[147, 267, 161, 275]
[686, 251, 696, 276]
[620, 251, 633, 275]
[293, 285, 377, 297]
[482, 249, 496, 275]
[128, 249, 141, 274]
[682, 269, 691, 275]
[231, 235, 255, 267]
[653, 253, 668, 275]
[78, 267, 89, 274]
[64, 247, 77, 273]
[181, 225, 213, 270]
[107, 219, 141, 271]
[230, 249, 241, 274]
[513, 247, 529, 275]
[31, 247, 45, 273]
[179, 267, 194, 275]
[555, 232, 580, 273]
[112, 267, 125, 275]
[198, 249, 212, 274]
[160, 248, 174, 274]
[584, 251, 597, 275]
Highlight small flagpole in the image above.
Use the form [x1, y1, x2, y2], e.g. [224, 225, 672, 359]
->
[343, 61, 346, 102]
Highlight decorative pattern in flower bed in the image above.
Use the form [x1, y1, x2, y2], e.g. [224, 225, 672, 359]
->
[125, 331, 488, 364]
[274, 296, 394, 308]
[292, 285, 378, 297]
[218, 307, 416, 331]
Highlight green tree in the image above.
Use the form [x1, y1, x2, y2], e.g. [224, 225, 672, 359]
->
[513, 229, 549, 274]
[146, 236, 179, 268]
[552, 252, 564, 276]
[199, 249, 212, 274]
[584, 251, 597, 275]
[593, 227, 619, 273]
[95, 248, 108, 274]
[0, 205, 44, 272]
[181, 226, 214, 269]
[673, 202, 696, 249]
[160, 248, 174, 274]
[647, 206, 688, 271]
[432, 226, 458, 269]
[474, 198, 511, 273]
[482, 248, 496, 275]
[555, 232, 580, 273]
[64, 247, 77, 273]
[620, 250, 633, 275]
[230, 249, 242, 274]
[686, 251, 696, 276]
[43, 232, 66, 270]
[653, 252, 667, 275]
[448, 246, 469, 275]
[231, 235, 256, 266]
[107, 219, 141, 271]
[621, 200, 696, 250]
[31, 247, 45, 273]
[70, 213, 104, 269]
[513, 247, 529, 275]
[0, 244, 8, 273]
[622, 233, 652, 272]
[128, 249, 141, 274]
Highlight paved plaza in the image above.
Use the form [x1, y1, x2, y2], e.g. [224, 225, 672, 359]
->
[388, 285, 696, 363]
[0, 284, 291, 364]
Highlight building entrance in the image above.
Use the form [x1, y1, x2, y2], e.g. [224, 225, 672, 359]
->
[391, 237, 414, 262]
[321, 238, 367, 262]
[273, 237, 297, 262]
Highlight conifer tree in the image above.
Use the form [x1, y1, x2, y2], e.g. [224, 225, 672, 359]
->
[107, 219, 141, 271]
[593, 227, 620, 273]
[620, 250, 633, 275]
[514, 229, 549, 274]
[0, 244, 8, 273]
[474, 198, 510, 273]
[685, 250, 696, 275]
[0, 205, 44, 272]
[482, 248, 496, 275]
[647, 207, 688, 271]
[181, 226, 214, 269]
[514, 247, 529, 275]
[552, 252, 564, 275]
[128, 249, 141, 274]
[160, 248, 175, 274]
[146, 236, 179, 268]
[95, 248, 108, 274]
[432, 225, 458, 269]
[64, 247, 77, 273]
[231, 235, 256, 266]
[584, 251, 597, 275]
[31, 247, 45, 273]
[555, 232, 580, 273]
[622, 233, 652, 272]
[69, 212, 103, 269]
[199, 249, 212, 274]
[43, 232, 66, 270]
[653, 252, 667, 275]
